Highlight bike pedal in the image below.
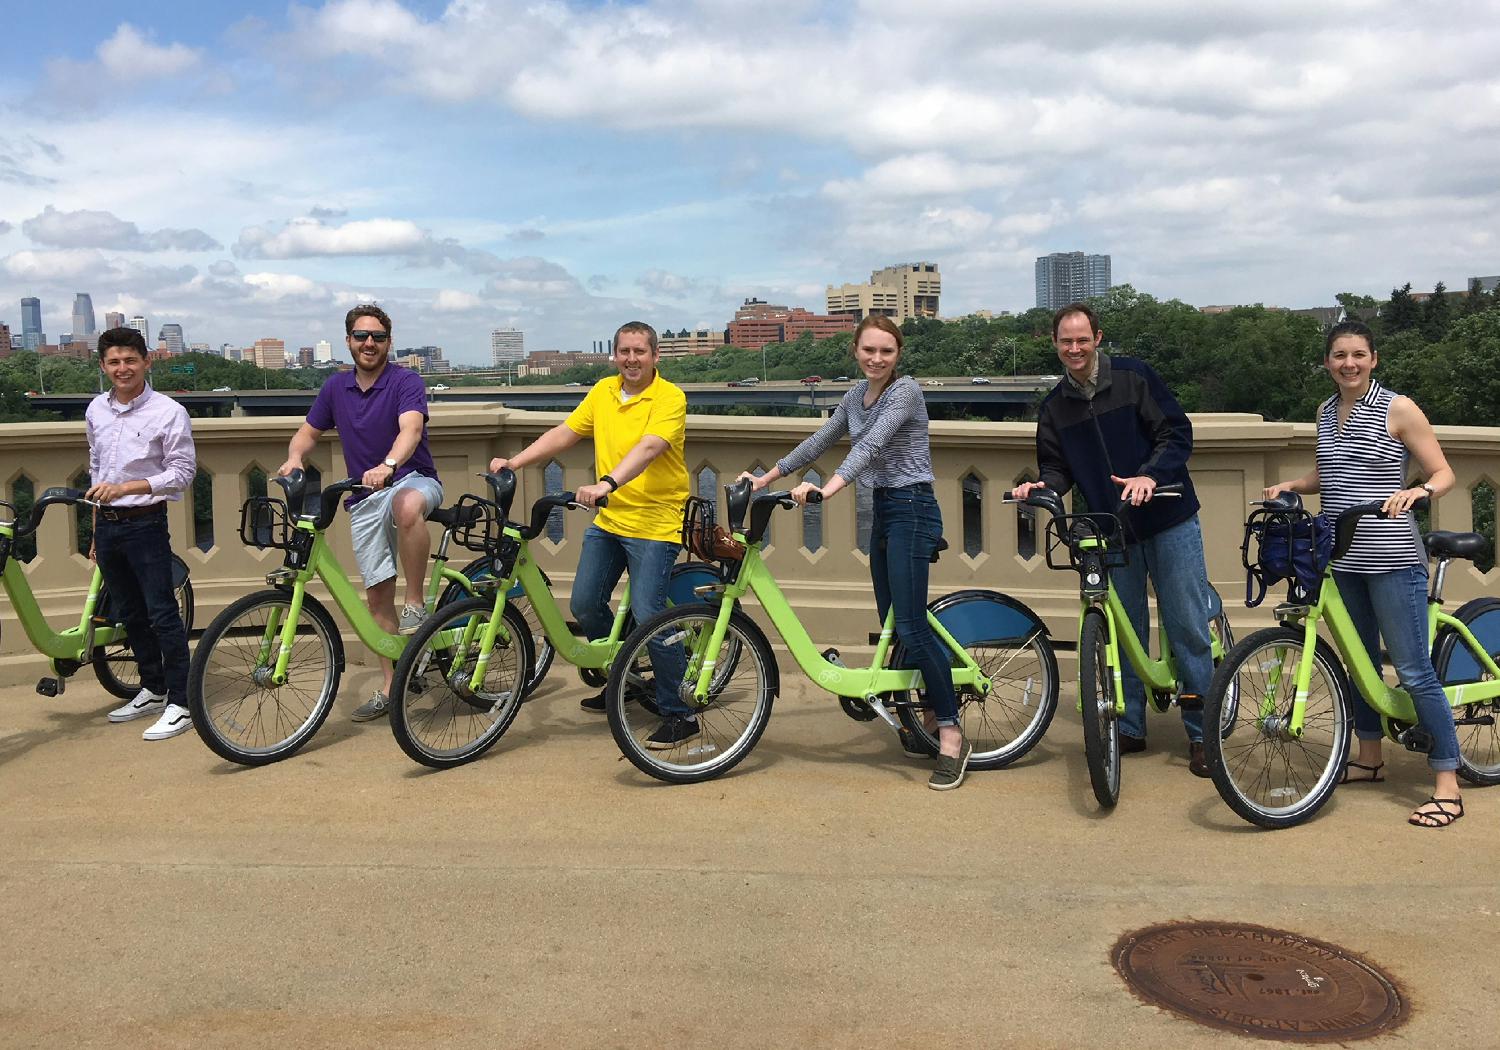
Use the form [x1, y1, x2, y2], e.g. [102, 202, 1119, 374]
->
[1177, 693, 1204, 712]
[35, 677, 63, 697]
[1398, 727, 1434, 754]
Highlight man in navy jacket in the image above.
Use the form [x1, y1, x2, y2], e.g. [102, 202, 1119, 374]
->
[1013, 302, 1219, 777]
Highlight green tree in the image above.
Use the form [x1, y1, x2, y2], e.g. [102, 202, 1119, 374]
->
[1383, 282, 1419, 335]
[1463, 279, 1490, 317]
[1421, 281, 1452, 342]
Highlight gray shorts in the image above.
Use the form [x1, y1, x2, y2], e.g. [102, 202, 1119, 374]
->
[348, 473, 444, 588]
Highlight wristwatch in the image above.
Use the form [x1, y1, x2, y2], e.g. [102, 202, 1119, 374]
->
[383, 457, 398, 469]
[601, 474, 619, 492]
[1420, 482, 1435, 497]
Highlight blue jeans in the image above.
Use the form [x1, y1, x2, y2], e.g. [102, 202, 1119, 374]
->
[1333, 566, 1460, 772]
[571, 524, 690, 718]
[93, 508, 190, 706]
[870, 484, 958, 726]
[1111, 514, 1218, 743]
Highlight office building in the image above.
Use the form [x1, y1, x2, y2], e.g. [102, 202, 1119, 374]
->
[727, 299, 857, 351]
[71, 293, 97, 342]
[1035, 252, 1112, 311]
[491, 327, 525, 366]
[314, 339, 333, 363]
[826, 262, 941, 322]
[658, 328, 725, 358]
[0, 323, 11, 358]
[252, 338, 286, 369]
[20, 297, 44, 350]
[128, 315, 149, 345]
[105, 311, 126, 331]
[159, 323, 185, 355]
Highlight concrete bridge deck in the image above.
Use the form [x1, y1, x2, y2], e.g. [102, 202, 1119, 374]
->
[0, 664, 1494, 1048]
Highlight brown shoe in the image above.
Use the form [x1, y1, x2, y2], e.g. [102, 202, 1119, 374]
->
[1188, 741, 1210, 778]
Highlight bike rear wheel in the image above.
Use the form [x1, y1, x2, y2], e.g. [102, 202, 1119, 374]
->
[187, 589, 343, 766]
[1079, 608, 1120, 808]
[1209, 609, 1238, 737]
[93, 560, 195, 699]
[606, 603, 776, 784]
[389, 598, 533, 769]
[1202, 626, 1350, 829]
[894, 592, 1059, 770]
[1431, 596, 1500, 785]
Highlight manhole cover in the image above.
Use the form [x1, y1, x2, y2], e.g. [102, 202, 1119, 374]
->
[1113, 921, 1408, 1042]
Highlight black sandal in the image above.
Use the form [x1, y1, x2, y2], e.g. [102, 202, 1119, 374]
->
[1339, 761, 1384, 784]
[1408, 796, 1464, 828]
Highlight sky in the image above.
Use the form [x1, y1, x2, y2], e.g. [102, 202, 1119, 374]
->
[1, 1, 1497, 365]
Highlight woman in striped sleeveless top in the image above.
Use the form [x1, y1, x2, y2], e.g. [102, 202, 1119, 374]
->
[738, 316, 969, 791]
[1266, 321, 1462, 828]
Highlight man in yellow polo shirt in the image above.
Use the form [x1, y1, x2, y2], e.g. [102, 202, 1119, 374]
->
[489, 321, 693, 747]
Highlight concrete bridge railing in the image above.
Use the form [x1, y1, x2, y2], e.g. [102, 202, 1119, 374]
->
[4, 406, 1498, 678]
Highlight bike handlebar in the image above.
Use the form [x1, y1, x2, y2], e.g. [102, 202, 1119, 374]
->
[1248, 492, 1428, 563]
[517, 491, 607, 540]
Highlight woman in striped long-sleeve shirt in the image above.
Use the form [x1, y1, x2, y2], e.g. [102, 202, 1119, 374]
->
[738, 315, 969, 790]
[1266, 320, 1462, 828]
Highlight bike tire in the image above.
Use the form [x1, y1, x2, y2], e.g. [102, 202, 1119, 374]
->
[606, 602, 777, 784]
[894, 591, 1059, 770]
[440, 556, 554, 699]
[1079, 607, 1121, 808]
[389, 598, 533, 769]
[93, 563, 195, 699]
[1209, 609, 1237, 738]
[1431, 596, 1500, 785]
[187, 589, 344, 766]
[1202, 626, 1350, 829]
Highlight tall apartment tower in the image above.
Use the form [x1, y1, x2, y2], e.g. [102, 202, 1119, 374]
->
[105, 311, 126, 331]
[491, 327, 524, 366]
[128, 315, 149, 345]
[71, 293, 97, 342]
[314, 339, 333, 363]
[20, 297, 44, 350]
[826, 262, 940, 322]
[1035, 252, 1112, 311]
[159, 323, 185, 355]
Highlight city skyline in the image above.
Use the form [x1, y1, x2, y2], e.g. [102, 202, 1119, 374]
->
[1, 3, 1497, 365]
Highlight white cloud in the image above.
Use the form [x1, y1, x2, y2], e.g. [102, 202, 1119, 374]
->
[236, 217, 432, 258]
[433, 289, 485, 312]
[22, 206, 220, 252]
[97, 24, 201, 80]
[243, 272, 332, 302]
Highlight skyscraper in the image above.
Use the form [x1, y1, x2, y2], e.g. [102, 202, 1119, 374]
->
[159, 323, 185, 355]
[71, 293, 97, 342]
[826, 262, 941, 322]
[20, 297, 44, 350]
[128, 315, 149, 345]
[105, 311, 126, 331]
[314, 339, 333, 363]
[1035, 252, 1112, 311]
[491, 327, 524, 366]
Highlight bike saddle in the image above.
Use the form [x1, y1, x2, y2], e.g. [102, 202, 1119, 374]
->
[1424, 531, 1488, 561]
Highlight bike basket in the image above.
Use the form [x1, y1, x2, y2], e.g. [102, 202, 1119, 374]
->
[451, 494, 505, 555]
[682, 495, 746, 563]
[1242, 507, 1333, 608]
[1043, 513, 1129, 573]
[239, 496, 293, 550]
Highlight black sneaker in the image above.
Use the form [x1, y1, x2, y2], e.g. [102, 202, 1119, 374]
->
[645, 716, 700, 750]
[581, 682, 660, 714]
[1120, 733, 1147, 754]
[579, 690, 607, 712]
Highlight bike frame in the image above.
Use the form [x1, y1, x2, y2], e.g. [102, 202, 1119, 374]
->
[262, 518, 468, 685]
[1269, 573, 1500, 737]
[0, 552, 124, 661]
[685, 540, 989, 706]
[1074, 534, 1184, 713]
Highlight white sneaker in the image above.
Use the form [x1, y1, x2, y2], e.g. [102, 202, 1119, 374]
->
[143, 703, 193, 741]
[108, 688, 168, 723]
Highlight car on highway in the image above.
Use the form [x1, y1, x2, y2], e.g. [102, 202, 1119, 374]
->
[433, 384, 450, 391]
[835, 376, 849, 382]
[726, 381, 740, 387]
[924, 379, 944, 386]
[801, 375, 822, 384]
[212, 385, 233, 392]
[564, 381, 583, 387]
[970, 377, 992, 385]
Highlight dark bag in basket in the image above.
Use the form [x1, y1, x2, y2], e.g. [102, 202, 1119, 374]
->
[1244, 509, 1333, 607]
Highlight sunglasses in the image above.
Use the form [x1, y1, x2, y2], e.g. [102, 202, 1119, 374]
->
[349, 331, 390, 344]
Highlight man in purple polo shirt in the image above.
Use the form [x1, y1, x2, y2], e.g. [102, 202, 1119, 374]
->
[277, 304, 443, 721]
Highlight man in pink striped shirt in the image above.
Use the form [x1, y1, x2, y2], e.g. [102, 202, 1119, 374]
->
[85, 327, 197, 740]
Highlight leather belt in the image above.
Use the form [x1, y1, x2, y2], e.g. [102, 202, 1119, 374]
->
[96, 502, 166, 522]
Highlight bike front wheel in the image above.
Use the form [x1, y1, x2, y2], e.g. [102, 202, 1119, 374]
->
[894, 592, 1059, 770]
[1431, 596, 1500, 786]
[1079, 607, 1121, 808]
[606, 603, 777, 784]
[187, 589, 343, 766]
[1202, 626, 1350, 829]
[389, 598, 533, 769]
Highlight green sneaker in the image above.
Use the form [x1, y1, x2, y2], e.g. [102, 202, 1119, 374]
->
[928, 740, 973, 791]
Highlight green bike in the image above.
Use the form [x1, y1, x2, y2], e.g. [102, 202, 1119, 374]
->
[1204, 492, 1500, 828]
[187, 469, 500, 766]
[603, 479, 1060, 784]
[1, 487, 193, 700]
[389, 469, 724, 769]
[1011, 486, 1233, 808]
